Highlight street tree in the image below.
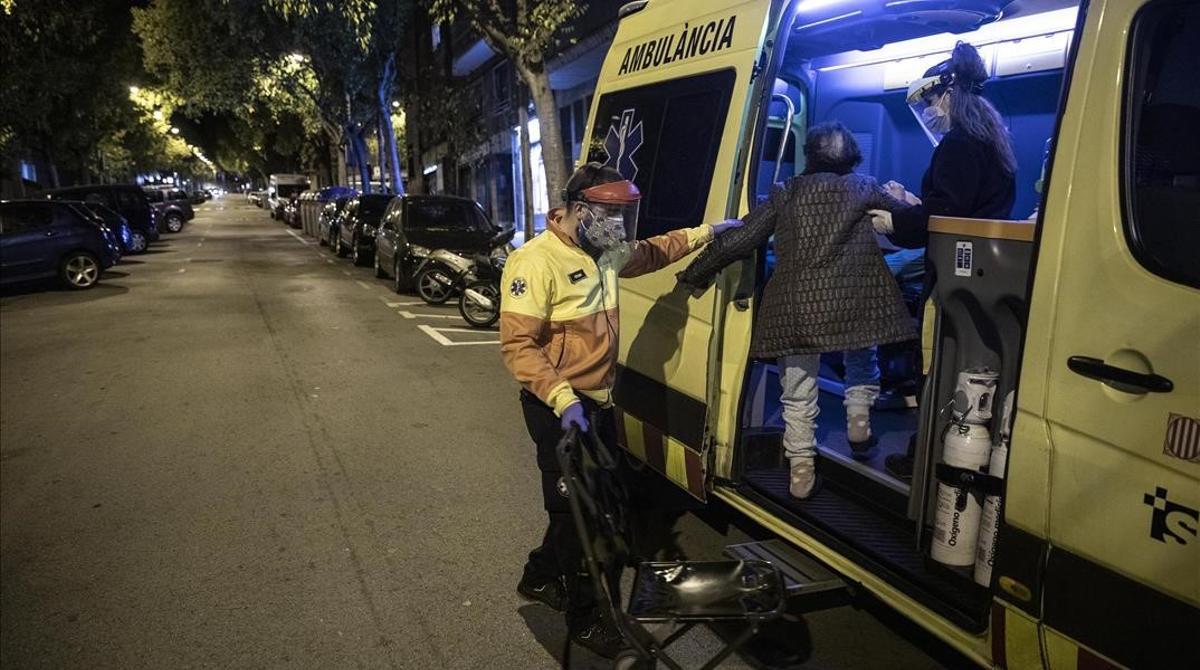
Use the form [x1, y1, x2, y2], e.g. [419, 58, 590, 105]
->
[428, 0, 584, 215]
[135, 0, 413, 192]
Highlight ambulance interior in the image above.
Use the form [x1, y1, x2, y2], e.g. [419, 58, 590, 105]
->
[736, 0, 1078, 628]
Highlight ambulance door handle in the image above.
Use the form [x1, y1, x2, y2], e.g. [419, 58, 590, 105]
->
[732, 293, 751, 311]
[1067, 356, 1174, 394]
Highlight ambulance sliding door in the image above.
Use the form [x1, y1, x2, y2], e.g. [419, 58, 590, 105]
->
[583, 0, 778, 499]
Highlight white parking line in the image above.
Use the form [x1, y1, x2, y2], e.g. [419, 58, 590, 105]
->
[341, 270, 352, 276]
[417, 325, 500, 346]
[177, 268, 186, 274]
[399, 310, 460, 320]
[326, 259, 335, 264]
[383, 299, 432, 307]
[286, 229, 311, 245]
[354, 280, 373, 291]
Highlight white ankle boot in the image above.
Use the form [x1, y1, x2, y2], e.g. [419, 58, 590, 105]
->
[847, 408, 872, 444]
[789, 458, 817, 499]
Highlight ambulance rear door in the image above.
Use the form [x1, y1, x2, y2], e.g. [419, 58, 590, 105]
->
[584, 0, 781, 500]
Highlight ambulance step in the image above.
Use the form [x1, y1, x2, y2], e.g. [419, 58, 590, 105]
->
[724, 540, 848, 611]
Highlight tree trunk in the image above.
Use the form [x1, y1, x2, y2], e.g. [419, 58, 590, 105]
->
[519, 58, 567, 213]
[378, 54, 405, 195]
[517, 97, 535, 240]
[348, 125, 371, 194]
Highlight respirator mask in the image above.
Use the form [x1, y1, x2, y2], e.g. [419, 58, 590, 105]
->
[568, 179, 641, 256]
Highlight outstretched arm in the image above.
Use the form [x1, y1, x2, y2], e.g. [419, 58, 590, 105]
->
[676, 190, 780, 290]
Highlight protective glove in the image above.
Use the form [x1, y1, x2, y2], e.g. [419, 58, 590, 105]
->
[561, 402, 589, 433]
[867, 209, 894, 235]
[710, 219, 744, 236]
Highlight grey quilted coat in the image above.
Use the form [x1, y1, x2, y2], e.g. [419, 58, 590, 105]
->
[679, 172, 915, 358]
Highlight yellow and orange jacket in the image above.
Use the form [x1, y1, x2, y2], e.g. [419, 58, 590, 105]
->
[500, 209, 714, 416]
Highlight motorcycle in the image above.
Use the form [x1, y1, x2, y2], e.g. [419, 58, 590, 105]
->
[411, 228, 515, 306]
[458, 254, 505, 328]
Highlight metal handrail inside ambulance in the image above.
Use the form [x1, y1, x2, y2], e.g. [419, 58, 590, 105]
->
[770, 93, 797, 184]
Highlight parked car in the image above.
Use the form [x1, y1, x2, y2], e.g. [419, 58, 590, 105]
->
[0, 200, 121, 289]
[374, 195, 509, 292]
[143, 188, 193, 233]
[268, 174, 309, 219]
[41, 184, 160, 246]
[334, 193, 393, 265]
[189, 190, 208, 205]
[81, 203, 143, 254]
[281, 196, 301, 228]
[317, 196, 352, 247]
[248, 190, 264, 207]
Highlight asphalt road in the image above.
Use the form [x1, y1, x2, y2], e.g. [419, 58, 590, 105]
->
[1, 200, 958, 669]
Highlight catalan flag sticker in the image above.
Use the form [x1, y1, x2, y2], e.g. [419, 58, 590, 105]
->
[1163, 413, 1200, 463]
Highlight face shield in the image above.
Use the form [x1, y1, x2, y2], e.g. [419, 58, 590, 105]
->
[573, 180, 641, 253]
[907, 74, 953, 147]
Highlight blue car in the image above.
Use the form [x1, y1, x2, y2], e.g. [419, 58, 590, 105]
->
[0, 200, 121, 290]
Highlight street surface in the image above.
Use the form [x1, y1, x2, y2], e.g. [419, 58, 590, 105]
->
[1, 200, 959, 669]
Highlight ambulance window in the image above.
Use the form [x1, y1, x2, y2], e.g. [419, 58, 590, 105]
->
[1124, 1, 1200, 288]
[585, 70, 737, 239]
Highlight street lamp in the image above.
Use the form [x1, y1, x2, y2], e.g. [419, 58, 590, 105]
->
[170, 127, 180, 135]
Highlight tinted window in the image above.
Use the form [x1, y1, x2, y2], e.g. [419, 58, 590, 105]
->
[115, 190, 147, 210]
[407, 201, 477, 230]
[358, 198, 391, 220]
[0, 203, 53, 233]
[276, 184, 306, 198]
[1124, 1, 1200, 288]
[143, 190, 165, 203]
[585, 70, 737, 239]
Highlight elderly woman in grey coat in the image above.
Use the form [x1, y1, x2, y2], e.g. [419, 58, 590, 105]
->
[678, 122, 914, 499]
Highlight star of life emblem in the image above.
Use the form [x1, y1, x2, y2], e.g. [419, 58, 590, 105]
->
[509, 277, 528, 298]
[602, 109, 644, 180]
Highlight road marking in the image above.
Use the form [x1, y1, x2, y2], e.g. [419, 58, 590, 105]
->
[382, 300, 429, 307]
[326, 259, 335, 264]
[341, 270, 352, 276]
[417, 325, 500, 346]
[354, 280, 372, 291]
[286, 229, 311, 245]
[177, 268, 186, 273]
[399, 310, 460, 320]
[197, 241, 203, 248]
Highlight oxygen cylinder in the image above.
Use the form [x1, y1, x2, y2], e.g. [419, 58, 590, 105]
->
[974, 444, 1008, 586]
[974, 391, 1015, 586]
[931, 422, 992, 568]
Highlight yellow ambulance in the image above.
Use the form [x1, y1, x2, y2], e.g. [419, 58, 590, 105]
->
[582, 0, 1199, 667]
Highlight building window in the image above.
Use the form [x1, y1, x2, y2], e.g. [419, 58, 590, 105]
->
[1123, 1, 1200, 288]
[18, 161, 37, 183]
[493, 63, 511, 110]
[585, 70, 737, 239]
[431, 24, 442, 51]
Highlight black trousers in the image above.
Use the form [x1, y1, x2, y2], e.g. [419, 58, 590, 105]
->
[519, 390, 618, 624]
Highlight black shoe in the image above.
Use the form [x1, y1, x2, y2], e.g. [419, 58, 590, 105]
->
[571, 614, 627, 659]
[849, 436, 877, 462]
[884, 453, 914, 481]
[517, 575, 566, 612]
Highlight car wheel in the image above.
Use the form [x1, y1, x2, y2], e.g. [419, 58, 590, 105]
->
[128, 230, 148, 254]
[415, 265, 452, 305]
[458, 280, 500, 328]
[165, 213, 184, 233]
[60, 252, 101, 290]
[373, 251, 387, 278]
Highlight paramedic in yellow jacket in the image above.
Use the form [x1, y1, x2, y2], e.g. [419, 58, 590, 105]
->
[500, 163, 741, 657]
